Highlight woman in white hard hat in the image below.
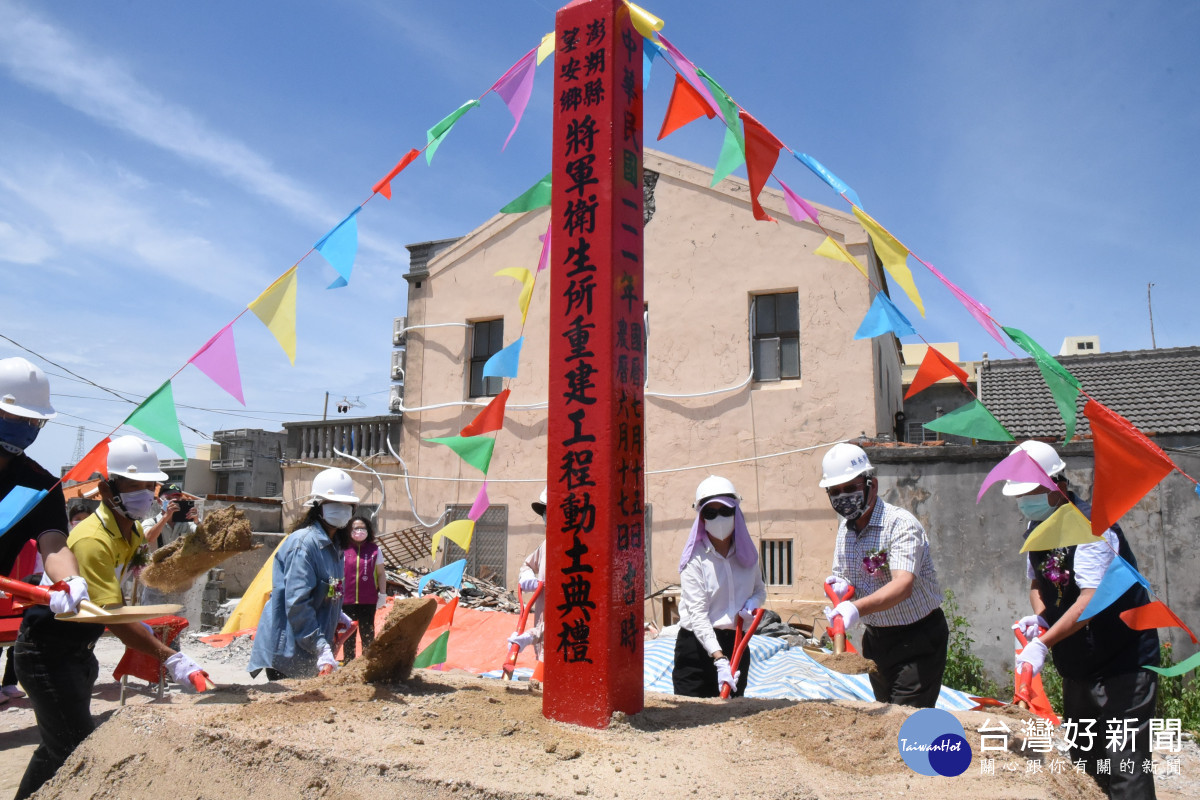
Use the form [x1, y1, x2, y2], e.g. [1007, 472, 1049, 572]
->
[507, 488, 548, 664]
[249, 468, 360, 679]
[673, 476, 765, 698]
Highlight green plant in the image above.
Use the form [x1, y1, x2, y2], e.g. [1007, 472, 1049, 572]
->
[1155, 643, 1200, 735]
[942, 590, 1004, 698]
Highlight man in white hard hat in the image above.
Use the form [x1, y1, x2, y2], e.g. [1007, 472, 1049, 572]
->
[819, 442, 947, 707]
[507, 488, 548, 664]
[1005, 440, 1159, 799]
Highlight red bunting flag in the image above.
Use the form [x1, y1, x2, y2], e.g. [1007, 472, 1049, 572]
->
[738, 110, 783, 223]
[1084, 399, 1177, 536]
[64, 437, 110, 482]
[657, 73, 714, 140]
[1120, 600, 1198, 644]
[905, 346, 970, 400]
[459, 389, 510, 437]
[372, 148, 421, 199]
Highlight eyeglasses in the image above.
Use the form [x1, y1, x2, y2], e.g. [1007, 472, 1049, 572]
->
[0, 411, 46, 429]
[700, 505, 735, 520]
[826, 480, 867, 498]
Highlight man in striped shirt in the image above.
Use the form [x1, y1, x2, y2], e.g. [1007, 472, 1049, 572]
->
[820, 443, 948, 707]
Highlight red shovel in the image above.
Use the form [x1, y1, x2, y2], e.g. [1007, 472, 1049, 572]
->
[1012, 622, 1060, 724]
[823, 582, 857, 654]
[0, 574, 178, 623]
[501, 581, 543, 681]
[719, 607, 765, 699]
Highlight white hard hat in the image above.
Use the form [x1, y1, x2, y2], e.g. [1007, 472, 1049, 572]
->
[308, 468, 360, 505]
[694, 475, 740, 508]
[0, 357, 56, 420]
[531, 487, 548, 516]
[1002, 441, 1066, 496]
[107, 435, 169, 481]
[819, 443, 873, 488]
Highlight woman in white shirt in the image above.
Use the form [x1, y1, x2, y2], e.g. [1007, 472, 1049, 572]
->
[673, 476, 766, 698]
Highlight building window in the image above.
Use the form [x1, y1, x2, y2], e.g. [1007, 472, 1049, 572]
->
[234, 481, 245, 496]
[265, 481, 278, 496]
[752, 292, 800, 382]
[760, 539, 793, 586]
[907, 421, 940, 444]
[442, 504, 508, 584]
[469, 319, 505, 397]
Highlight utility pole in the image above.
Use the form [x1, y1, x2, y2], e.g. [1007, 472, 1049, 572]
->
[1147, 282, 1157, 349]
[323, 391, 329, 421]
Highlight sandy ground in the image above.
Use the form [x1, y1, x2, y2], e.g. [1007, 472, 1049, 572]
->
[1, 632, 1198, 800]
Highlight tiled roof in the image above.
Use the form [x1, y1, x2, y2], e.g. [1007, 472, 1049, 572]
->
[979, 346, 1200, 438]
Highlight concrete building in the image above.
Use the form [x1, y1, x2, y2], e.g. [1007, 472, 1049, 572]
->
[210, 428, 288, 498]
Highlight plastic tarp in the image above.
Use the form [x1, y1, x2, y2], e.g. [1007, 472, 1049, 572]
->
[415, 601, 539, 674]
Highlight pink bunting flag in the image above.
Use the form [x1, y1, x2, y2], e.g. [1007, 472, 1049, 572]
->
[468, 481, 490, 522]
[775, 177, 820, 225]
[913, 254, 1012, 354]
[976, 448, 1060, 503]
[187, 323, 246, 405]
[490, 46, 538, 150]
[654, 34, 723, 122]
[536, 221, 551, 273]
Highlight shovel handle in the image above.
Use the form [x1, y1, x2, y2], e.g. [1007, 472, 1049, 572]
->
[502, 582, 543, 680]
[823, 583, 856, 654]
[720, 607, 765, 699]
[0, 574, 52, 605]
[1011, 622, 1045, 709]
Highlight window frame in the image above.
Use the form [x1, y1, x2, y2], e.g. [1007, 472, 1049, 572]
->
[759, 538, 794, 586]
[751, 291, 801, 383]
[468, 318, 505, 398]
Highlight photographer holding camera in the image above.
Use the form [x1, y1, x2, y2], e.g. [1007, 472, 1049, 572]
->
[143, 483, 198, 548]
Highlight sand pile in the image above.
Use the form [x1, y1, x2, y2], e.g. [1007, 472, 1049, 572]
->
[141, 506, 259, 593]
[328, 597, 438, 686]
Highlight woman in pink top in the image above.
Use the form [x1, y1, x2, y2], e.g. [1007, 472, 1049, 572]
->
[342, 516, 385, 660]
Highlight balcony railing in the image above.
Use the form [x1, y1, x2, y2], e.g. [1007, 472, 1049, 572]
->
[284, 415, 402, 461]
[211, 457, 253, 471]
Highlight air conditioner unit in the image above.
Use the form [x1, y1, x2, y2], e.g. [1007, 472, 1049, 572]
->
[393, 316, 408, 346]
[389, 384, 404, 414]
[391, 347, 406, 381]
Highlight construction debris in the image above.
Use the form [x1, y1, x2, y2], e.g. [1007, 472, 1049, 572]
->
[384, 565, 523, 613]
[141, 506, 260, 593]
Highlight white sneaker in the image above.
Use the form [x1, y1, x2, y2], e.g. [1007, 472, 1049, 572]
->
[1, 685, 24, 699]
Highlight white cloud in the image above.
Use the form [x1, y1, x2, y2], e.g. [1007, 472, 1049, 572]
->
[0, 219, 56, 265]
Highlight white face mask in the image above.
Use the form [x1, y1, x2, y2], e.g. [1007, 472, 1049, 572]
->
[705, 515, 735, 541]
[115, 489, 155, 520]
[350, 526, 368, 542]
[321, 502, 354, 529]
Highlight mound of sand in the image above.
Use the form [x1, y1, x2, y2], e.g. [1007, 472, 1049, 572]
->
[141, 506, 259, 593]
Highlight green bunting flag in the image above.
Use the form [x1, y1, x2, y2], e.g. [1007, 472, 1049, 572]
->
[123, 381, 187, 457]
[1002, 327, 1083, 441]
[1146, 649, 1200, 678]
[426, 100, 482, 165]
[426, 435, 496, 474]
[413, 630, 450, 668]
[697, 68, 745, 186]
[500, 172, 552, 213]
[922, 399, 1014, 442]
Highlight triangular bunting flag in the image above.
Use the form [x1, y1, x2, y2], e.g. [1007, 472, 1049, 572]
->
[906, 346, 970, 400]
[429, 596, 460, 630]
[418, 558, 467, 594]
[642, 38, 659, 90]
[656, 35, 722, 121]
[64, 437, 110, 482]
[248, 266, 298, 364]
[1147, 650, 1200, 678]
[1120, 601, 1197, 644]
[314, 208, 361, 289]
[1003, 327, 1082, 441]
[913, 254, 1011, 354]
[468, 481, 490, 522]
[0, 486, 49, 538]
[124, 381, 186, 457]
[626, 1, 664, 39]
[501, 173, 552, 214]
[1078, 555, 1150, 621]
[852, 207, 924, 317]
[431, 519, 475, 560]
[1019, 503, 1096, 552]
[536, 222, 551, 273]
[188, 323, 245, 405]
[977, 448, 1059, 503]
[460, 389, 510, 437]
[483, 337, 524, 379]
[490, 46, 538, 150]
[776, 178, 820, 225]
[922, 399, 1014, 442]
[696, 68, 744, 186]
[426, 435, 497, 474]
[657, 73, 714, 140]
[413, 630, 450, 669]
[793, 151, 862, 208]
[494, 268, 535, 324]
[853, 293, 915, 339]
[426, 99, 482, 165]
[739, 111, 782, 222]
[537, 32, 555, 65]
[814, 236, 868, 278]
[1085, 399, 1177, 536]
[372, 148, 420, 199]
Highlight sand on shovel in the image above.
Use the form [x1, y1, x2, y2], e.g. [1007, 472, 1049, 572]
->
[325, 596, 438, 685]
[140, 505, 260, 593]
[803, 646, 878, 674]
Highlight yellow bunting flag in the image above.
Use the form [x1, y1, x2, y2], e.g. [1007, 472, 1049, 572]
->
[814, 236, 868, 278]
[494, 267, 535, 324]
[625, 1, 664, 39]
[851, 207, 925, 317]
[431, 519, 475, 560]
[1019, 503, 1096, 553]
[537, 32, 555, 65]
[248, 266, 298, 364]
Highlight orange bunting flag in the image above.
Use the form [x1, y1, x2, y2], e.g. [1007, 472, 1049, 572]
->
[738, 110, 783, 223]
[905, 346, 970, 399]
[372, 149, 421, 199]
[657, 73, 714, 140]
[1120, 601, 1198, 644]
[430, 596, 460, 631]
[460, 389, 510, 437]
[64, 437, 110, 482]
[1084, 399, 1177, 536]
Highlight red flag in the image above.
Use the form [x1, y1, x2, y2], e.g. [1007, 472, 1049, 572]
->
[429, 596, 459, 631]
[1085, 399, 1176, 536]
[64, 437, 110, 482]
[372, 148, 421, 199]
[657, 73, 714, 140]
[459, 389, 510, 437]
[738, 111, 783, 222]
[905, 346, 970, 399]
[1120, 600, 1198, 644]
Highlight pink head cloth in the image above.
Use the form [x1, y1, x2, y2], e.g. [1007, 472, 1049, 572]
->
[678, 496, 757, 573]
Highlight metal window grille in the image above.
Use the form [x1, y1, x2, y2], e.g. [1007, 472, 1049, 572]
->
[468, 319, 505, 397]
[265, 481, 278, 496]
[442, 504, 508, 585]
[907, 421, 941, 443]
[760, 539, 793, 586]
[751, 292, 800, 382]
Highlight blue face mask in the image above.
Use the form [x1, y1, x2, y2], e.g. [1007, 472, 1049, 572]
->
[1017, 494, 1055, 521]
[0, 417, 41, 454]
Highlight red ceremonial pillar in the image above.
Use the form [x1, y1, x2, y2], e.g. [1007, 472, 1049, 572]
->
[544, 0, 645, 728]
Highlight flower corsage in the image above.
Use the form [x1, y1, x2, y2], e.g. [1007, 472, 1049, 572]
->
[862, 548, 889, 577]
[327, 577, 344, 600]
[1040, 549, 1071, 596]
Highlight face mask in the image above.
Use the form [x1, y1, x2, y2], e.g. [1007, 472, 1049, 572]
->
[1017, 494, 1055, 521]
[0, 417, 41, 454]
[115, 489, 155, 519]
[321, 502, 354, 529]
[830, 490, 869, 521]
[350, 527, 368, 543]
[705, 514, 735, 540]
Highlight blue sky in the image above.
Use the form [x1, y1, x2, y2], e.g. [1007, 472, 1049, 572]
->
[2, 0, 1197, 472]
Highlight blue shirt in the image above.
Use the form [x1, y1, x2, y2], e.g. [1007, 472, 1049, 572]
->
[248, 523, 344, 677]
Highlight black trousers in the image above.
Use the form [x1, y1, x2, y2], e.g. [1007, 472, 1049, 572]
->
[860, 607, 948, 708]
[672, 627, 750, 698]
[342, 604, 378, 660]
[2, 645, 15, 686]
[1062, 669, 1157, 800]
[13, 633, 100, 800]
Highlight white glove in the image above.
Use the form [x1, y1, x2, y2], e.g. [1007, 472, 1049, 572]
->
[339, 612, 353, 629]
[823, 600, 860, 630]
[164, 652, 206, 687]
[518, 576, 539, 593]
[714, 657, 739, 694]
[1016, 638, 1049, 677]
[49, 576, 89, 614]
[738, 601, 759, 625]
[317, 643, 339, 675]
[507, 631, 535, 651]
[1017, 614, 1048, 641]
[376, 592, 388, 609]
[824, 575, 851, 596]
